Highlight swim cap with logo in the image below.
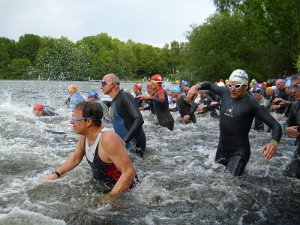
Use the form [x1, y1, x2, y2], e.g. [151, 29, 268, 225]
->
[229, 69, 249, 85]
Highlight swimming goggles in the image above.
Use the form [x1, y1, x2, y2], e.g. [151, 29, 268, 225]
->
[100, 80, 112, 87]
[291, 83, 300, 91]
[228, 83, 244, 89]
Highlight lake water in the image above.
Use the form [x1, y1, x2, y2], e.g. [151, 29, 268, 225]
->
[0, 80, 299, 225]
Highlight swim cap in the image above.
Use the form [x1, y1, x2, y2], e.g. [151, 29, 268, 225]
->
[151, 74, 163, 83]
[170, 85, 181, 93]
[217, 82, 225, 87]
[181, 81, 190, 87]
[229, 69, 249, 85]
[33, 104, 44, 111]
[88, 90, 98, 99]
[134, 82, 142, 90]
[252, 86, 262, 94]
[266, 87, 273, 91]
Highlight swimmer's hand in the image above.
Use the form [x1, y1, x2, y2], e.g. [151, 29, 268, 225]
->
[138, 94, 150, 100]
[42, 173, 59, 181]
[285, 126, 300, 138]
[97, 192, 116, 207]
[261, 140, 278, 160]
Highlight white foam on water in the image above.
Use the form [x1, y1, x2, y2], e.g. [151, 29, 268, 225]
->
[0, 207, 66, 225]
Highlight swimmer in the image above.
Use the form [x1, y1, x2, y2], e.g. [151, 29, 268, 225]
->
[186, 69, 282, 176]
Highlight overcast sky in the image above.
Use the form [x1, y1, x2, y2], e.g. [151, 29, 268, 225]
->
[0, 0, 216, 47]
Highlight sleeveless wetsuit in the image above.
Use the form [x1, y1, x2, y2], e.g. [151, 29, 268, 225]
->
[111, 90, 146, 155]
[150, 87, 174, 131]
[284, 101, 300, 178]
[201, 82, 282, 176]
[85, 128, 136, 188]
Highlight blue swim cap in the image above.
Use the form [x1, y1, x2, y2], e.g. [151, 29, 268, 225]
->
[170, 85, 181, 93]
[182, 81, 190, 87]
[252, 86, 262, 94]
[285, 78, 291, 88]
[88, 90, 98, 99]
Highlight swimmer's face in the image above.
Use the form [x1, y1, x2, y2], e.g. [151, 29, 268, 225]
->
[34, 110, 43, 116]
[228, 82, 248, 99]
[291, 79, 300, 101]
[70, 109, 88, 135]
[87, 96, 97, 102]
[266, 89, 274, 96]
[252, 93, 262, 100]
[147, 84, 154, 95]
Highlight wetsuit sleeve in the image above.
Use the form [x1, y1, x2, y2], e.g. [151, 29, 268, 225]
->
[122, 92, 144, 143]
[200, 82, 227, 97]
[285, 102, 298, 127]
[254, 104, 282, 142]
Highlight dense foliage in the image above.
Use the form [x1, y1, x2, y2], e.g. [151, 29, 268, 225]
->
[0, 0, 299, 82]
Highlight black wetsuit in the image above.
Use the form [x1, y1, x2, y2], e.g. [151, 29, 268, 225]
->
[134, 91, 145, 108]
[150, 87, 174, 131]
[201, 82, 282, 176]
[42, 107, 58, 116]
[284, 101, 300, 178]
[198, 94, 219, 118]
[272, 88, 289, 114]
[176, 94, 198, 123]
[111, 90, 146, 157]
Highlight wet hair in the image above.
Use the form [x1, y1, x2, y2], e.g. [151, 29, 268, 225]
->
[74, 102, 103, 126]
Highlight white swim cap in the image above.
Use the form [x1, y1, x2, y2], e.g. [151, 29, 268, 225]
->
[217, 82, 225, 87]
[229, 69, 249, 85]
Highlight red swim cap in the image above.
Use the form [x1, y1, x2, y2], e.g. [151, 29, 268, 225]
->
[134, 82, 142, 90]
[151, 74, 163, 83]
[33, 104, 44, 111]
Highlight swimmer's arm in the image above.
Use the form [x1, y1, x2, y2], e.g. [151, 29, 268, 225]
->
[43, 136, 85, 180]
[255, 105, 282, 143]
[101, 132, 136, 196]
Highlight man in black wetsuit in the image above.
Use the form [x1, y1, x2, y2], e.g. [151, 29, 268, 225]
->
[186, 69, 282, 176]
[169, 85, 198, 123]
[284, 73, 300, 179]
[138, 74, 174, 131]
[43, 102, 137, 205]
[101, 73, 146, 157]
[133, 82, 145, 110]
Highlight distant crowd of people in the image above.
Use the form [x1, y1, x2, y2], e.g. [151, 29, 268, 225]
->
[36, 70, 300, 206]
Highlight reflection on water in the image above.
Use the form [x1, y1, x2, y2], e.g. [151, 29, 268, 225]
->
[0, 80, 299, 225]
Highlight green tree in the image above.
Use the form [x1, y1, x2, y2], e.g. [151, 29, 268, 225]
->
[35, 37, 91, 80]
[16, 34, 41, 63]
[0, 50, 11, 79]
[10, 58, 31, 79]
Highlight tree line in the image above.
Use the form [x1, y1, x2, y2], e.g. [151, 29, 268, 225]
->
[0, 0, 299, 82]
